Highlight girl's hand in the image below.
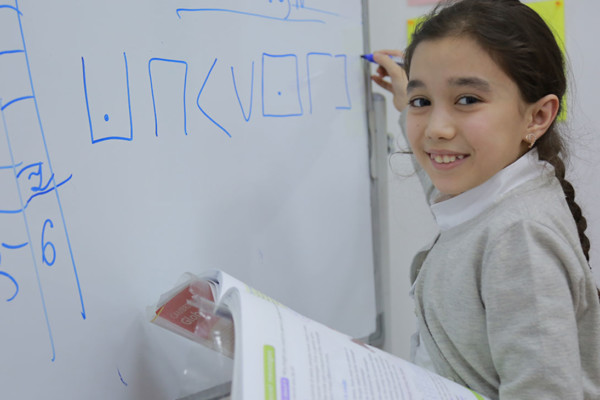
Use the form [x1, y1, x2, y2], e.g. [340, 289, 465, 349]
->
[370, 50, 408, 112]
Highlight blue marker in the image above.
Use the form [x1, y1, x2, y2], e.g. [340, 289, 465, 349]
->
[361, 53, 404, 66]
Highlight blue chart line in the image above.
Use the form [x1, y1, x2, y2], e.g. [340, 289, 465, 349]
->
[22, 175, 73, 210]
[117, 368, 128, 387]
[0, 271, 19, 301]
[0, 162, 23, 169]
[2, 0, 87, 362]
[175, 7, 326, 24]
[1, 94, 56, 361]
[335, 54, 351, 110]
[0, 95, 34, 111]
[0, 4, 21, 14]
[0, 49, 25, 57]
[0, 208, 23, 214]
[2, 242, 28, 250]
[0, 174, 71, 214]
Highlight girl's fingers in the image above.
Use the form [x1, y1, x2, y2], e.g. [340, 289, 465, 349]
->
[371, 75, 393, 92]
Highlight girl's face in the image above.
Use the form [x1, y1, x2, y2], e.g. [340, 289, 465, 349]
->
[406, 36, 532, 197]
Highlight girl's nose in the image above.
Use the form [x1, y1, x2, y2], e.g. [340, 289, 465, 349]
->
[425, 108, 456, 140]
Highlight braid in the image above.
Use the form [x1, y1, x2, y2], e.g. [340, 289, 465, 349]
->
[536, 124, 598, 299]
[536, 133, 590, 262]
[535, 125, 600, 299]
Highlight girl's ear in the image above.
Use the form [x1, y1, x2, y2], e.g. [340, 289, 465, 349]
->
[526, 94, 560, 140]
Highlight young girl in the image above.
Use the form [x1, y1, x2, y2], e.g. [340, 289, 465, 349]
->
[371, 0, 600, 399]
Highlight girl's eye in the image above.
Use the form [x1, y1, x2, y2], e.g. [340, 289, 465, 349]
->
[409, 97, 431, 108]
[457, 96, 480, 105]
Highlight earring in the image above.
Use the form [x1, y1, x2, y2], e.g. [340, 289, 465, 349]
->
[525, 133, 537, 149]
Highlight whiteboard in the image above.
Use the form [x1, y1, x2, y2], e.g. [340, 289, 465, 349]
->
[0, 1, 376, 398]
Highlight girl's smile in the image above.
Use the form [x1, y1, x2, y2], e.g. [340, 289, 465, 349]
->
[427, 151, 468, 170]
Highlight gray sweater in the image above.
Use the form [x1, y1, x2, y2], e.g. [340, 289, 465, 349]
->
[409, 156, 600, 399]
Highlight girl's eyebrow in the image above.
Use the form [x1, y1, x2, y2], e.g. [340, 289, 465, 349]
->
[406, 76, 491, 94]
[406, 79, 425, 94]
[449, 76, 491, 92]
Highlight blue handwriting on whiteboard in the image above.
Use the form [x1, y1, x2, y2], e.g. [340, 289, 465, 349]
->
[82, 52, 133, 143]
[232, 62, 255, 122]
[82, 51, 352, 141]
[149, 58, 189, 136]
[197, 58, 231, 137]
[175, 0, 339, 23]
[1, 0, 85, 363]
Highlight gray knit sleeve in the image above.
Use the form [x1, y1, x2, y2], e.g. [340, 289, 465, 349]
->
[481, 219, 591, 399]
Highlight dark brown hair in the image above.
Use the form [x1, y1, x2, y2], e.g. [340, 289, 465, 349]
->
[404, 0, 593, 266]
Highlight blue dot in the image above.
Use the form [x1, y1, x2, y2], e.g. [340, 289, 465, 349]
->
[277, 91, 282, 96]
[104, 114, 109, 122]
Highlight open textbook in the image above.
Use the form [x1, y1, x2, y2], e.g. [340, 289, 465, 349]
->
[151, 270, 488, 400]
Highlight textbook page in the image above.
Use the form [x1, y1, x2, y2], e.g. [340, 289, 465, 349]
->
[220, 284, 488, 400]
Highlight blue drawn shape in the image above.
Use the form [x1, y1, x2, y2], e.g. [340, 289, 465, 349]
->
[3, 0, 55, 361]
[0, 271, 19, 302]
[21, 174, 71, 211]
[262, 53, 303, 117]
[0, 208, 22, 214]
[42, 219, 56, 267]
[306, 53, 351, 113]
[0, 242, 29, 302]
[0, 208, 23, 214]
[0, 49, 25, 57]
[0, 4, 22, 15]
[3, 0, 87, 362]
[335, 54, 351, 110]
[292, 0, 339, 16]
[2, 98, 58, 359]
[82, 52, 133, 143]
[148, 58, 189, 136]
[0, 95, 34, 111]
[0, 162, 22, 170]
[2, 242, 28, 250]
[196, 58, 231, 138]
[175, 0, 332, 23]
[17, 161, 51, 191]
[15, 162, 73, 210]
[231, 62, 255, 122]
[117, 368, 128, 386]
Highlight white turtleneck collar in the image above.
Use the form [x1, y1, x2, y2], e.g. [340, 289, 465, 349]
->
[430, 149, 552, 231]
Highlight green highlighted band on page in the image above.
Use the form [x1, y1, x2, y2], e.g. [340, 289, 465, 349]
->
[264, 345, 277, 400]
[470, 389, 485, 400]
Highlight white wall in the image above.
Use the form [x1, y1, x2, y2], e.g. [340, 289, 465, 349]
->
[367, 0, 600, 359]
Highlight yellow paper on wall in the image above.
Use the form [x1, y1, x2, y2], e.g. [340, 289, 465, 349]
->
[529, 0, 566, 120]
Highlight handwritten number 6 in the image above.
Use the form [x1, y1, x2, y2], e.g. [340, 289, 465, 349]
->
[42, 219, 56, 266]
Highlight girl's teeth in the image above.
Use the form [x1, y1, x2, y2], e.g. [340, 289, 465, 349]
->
[432, 154, 464, 164]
